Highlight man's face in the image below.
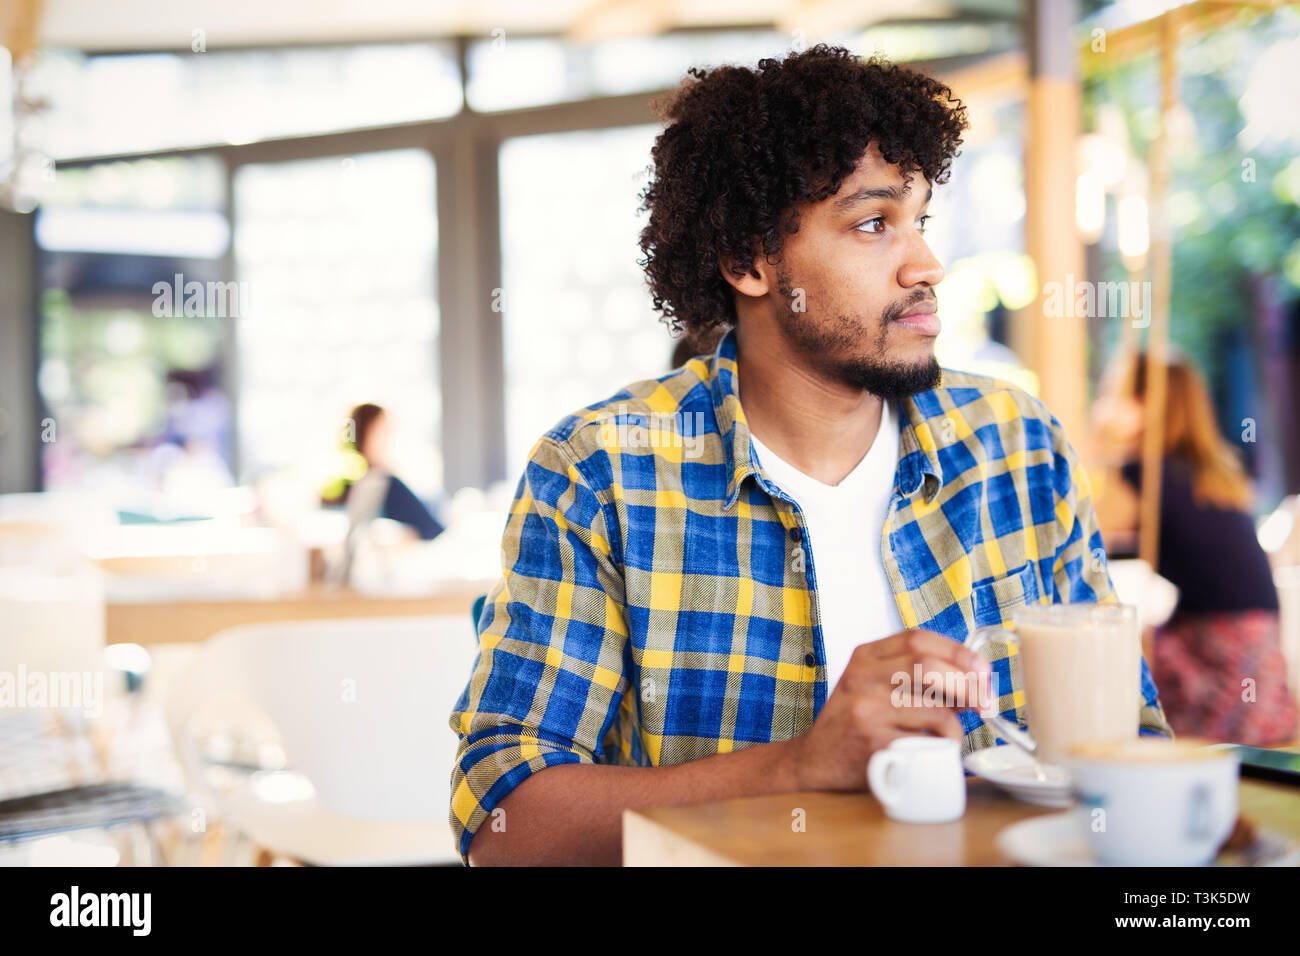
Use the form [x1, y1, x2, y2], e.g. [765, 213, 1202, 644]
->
[769, 144, 945, 399]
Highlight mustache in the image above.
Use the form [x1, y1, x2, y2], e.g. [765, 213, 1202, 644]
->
[883, 291, 938, 324]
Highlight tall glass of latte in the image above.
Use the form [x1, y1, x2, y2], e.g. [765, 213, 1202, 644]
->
[965, 603, 1140, 767]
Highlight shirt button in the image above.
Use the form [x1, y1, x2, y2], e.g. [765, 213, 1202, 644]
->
[804, 653, 815, 666]
[789, 527, 802, 541]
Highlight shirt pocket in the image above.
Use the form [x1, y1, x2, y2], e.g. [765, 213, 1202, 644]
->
[970, 563, 1042, 630]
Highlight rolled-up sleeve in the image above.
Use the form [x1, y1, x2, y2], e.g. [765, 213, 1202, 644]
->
[448, 435, 630, 863]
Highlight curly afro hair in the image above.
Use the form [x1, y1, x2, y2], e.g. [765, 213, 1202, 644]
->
[638, 45, 968, 337]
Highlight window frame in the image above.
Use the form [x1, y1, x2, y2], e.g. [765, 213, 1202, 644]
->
[41, 38, 673, 493]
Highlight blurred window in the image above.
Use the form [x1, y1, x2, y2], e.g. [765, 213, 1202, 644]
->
[499, 124, 669, 477]
[467, 31, 794, 111]
[928, 97, 1036, 390]
[34, 155, 232, 500]
[465, 26, 1015, 114]
[30, 44, 462, 160]
[855, 21, 1019, 61]
[232, 149, 442, 498]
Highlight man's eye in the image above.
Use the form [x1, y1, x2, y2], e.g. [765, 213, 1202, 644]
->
[855, 217, 885, 234]
[917, 214, 932, 232]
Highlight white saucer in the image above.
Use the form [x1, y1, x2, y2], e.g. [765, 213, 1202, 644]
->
[996, 811, 1095, 866]
[997, 811, 1300, 867]
[964, 745, 1074, 807]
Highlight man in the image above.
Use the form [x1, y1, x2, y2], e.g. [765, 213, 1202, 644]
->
[450, 45, 1171, 866]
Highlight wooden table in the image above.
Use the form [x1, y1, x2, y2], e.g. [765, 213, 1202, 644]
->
[623, 776, 1300, 866]
[106, 583, 491, 645]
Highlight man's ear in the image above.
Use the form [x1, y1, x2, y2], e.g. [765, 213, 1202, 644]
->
[718, 252, 772, 299]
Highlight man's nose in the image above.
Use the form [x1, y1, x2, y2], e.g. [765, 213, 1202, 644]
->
[898, 232, 944, 289]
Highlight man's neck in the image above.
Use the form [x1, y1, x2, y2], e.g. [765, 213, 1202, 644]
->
[734, 324, 886, 486]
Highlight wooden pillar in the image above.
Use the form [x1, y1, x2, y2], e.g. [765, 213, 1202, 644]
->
[2, 0, 45, 62]
[1023, 0, 1088, 448]
[1137, 12, 1178, 569]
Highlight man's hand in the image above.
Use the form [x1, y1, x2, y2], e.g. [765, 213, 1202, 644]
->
[465, 629, 992, 864]
[785, 628, 991, 791]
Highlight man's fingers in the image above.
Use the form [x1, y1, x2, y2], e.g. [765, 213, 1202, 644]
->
[887, 704, 965, 740]
[903, 630, 990, 676]
[860, 629, 989, 675]
[881, 655, 989, 708]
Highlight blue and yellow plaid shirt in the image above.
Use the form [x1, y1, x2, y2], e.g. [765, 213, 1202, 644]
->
[449, 329, 1171, 861]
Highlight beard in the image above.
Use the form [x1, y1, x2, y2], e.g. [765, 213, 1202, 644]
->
[774, 269, 942, 400]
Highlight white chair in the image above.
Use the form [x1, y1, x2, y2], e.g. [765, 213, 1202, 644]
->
[0, 560, 106, 699]
[1259, 496, 1299, 569]
[164, 615, 479, 865]
[1108, 558, 1179, 631]
[0, 502, 110, 681]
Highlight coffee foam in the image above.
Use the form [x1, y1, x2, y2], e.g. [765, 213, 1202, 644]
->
[1068, 738, 1233, 763]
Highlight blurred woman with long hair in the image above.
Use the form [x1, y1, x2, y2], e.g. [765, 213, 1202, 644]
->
[1096, 349, 1297, 745]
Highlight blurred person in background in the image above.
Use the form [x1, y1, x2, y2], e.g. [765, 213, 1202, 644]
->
[145, 366, 235, 509]
[323, 403, 444, 542]
[1095, 350, 1297, 745]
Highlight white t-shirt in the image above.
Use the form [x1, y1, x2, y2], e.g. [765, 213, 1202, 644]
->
[749, 400, 905, 692]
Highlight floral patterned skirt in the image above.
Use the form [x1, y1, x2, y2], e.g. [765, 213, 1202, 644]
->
[1153, 609, 1299, 746]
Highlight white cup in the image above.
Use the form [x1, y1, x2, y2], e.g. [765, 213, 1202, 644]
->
[1067, 739, 1240, 866]
[867, 736, 966, 823]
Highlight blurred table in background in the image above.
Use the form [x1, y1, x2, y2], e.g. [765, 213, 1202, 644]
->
[106, 582, 491, 645]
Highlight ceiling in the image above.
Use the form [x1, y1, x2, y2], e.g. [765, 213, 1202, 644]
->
[21, 0, 1024, 53]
